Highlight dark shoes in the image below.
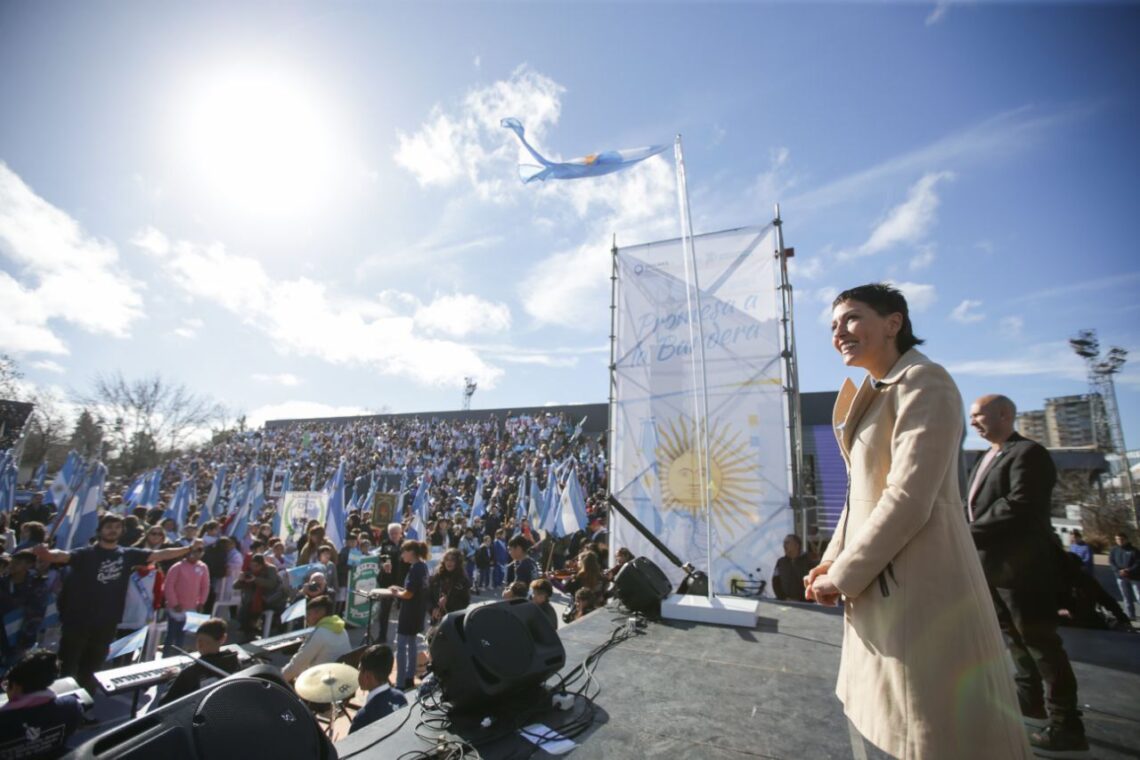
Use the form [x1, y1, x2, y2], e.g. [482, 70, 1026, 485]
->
[1029, 724, 1088, 752]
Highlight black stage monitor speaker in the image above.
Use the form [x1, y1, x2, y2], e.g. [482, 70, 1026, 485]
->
[613, 556, 672, 616]
[66, 665, 336, 760]
[429, 598, 565, 711]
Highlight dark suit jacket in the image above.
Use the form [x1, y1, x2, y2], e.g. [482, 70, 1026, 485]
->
[348, 687, 408, 734]
[966, 432, 1061, 590]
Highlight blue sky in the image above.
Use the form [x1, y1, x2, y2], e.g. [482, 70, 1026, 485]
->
[1, 1, 1137, 452]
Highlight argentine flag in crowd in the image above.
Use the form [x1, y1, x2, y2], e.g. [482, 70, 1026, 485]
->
[271, 467, 291, 536]
[528, 472, 545, 527]
[501, 117, 669, 184]
[471, 473, 486, 519]
[0, 450, 16, 514]
[200, 465, 227, 526]
[108, 626, 148, 660]
[142, 468, 163, 511]
[168, 476, 193, 527]
[33, 460, 47, 490]
[407, 473, 430, 540]
[559, 464, 590, 536]
[47, 451, 83, 507]
[324, 459, 347, 550]
[225, 467, 257, 538]
[61, 462, 106, 550]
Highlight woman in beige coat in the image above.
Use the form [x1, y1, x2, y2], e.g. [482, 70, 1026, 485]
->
[807, 284, 1030, 759]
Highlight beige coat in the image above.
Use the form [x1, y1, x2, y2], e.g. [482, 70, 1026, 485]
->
[822, 350, 1030, 759]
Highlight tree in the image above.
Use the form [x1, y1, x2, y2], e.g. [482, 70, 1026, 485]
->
[0, 354, 23, 399]
[79, 372, 224, 475]
[69, 408, 104, 459]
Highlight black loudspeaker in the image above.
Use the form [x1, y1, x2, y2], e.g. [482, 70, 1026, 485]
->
[66, 665, 336, 760]
[613, 556, 672, 616]
[429, 598, 565, 711]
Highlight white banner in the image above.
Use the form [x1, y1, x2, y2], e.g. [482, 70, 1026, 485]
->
[611, 225, 792, 593]
[278, 491, 329, 548]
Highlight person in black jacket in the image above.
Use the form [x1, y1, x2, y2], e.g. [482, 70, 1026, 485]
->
[158, 618, 242, 705]
[966, 394, 1085, 752]
[428, 549, 471, 625]
[375, 523, 406, 643]
[771, 534, 817, 602]
[1109, 532, 1140, 620]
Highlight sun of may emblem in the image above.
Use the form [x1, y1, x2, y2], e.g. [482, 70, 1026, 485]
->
[656, 416, 761, 531]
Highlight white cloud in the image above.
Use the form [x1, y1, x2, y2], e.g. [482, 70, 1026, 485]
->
[246, 400, 376, 429]
[789, 256, 824, 281]
[0, 162, 145, 354]
[1010, 270, 1140, 305]
[946, 341, 1088, 382]
[172, 317, 204, 339]
[252, 372, 302, 387]
[393, 65, 564, 202]
[132, 225, 170, 257]
[843, 171, 953, 259]
[136, 230, 504, 388]
[950, 299, 985, 324]
[30, 359, 65, 374]
[926, 2, 949, 26]
[473, 55, 481, 69]
[413, 293, 511, 337]
[810, 286, 842, 326]
[909, 246, 936, 271]
[999, 315, 1024, 338]
[497, 354, 579, 368]
[885, 280, 937, 312]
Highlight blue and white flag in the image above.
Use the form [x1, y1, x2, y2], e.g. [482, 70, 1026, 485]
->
[183, 611, 209, 634]
[285, 562, 324, 589]
[396, 468, 408, 517]
[501, 117, 669, 184]
[168, 476, 193, 528]
[225, 467, 257, 538]
[61, 462, 106, 550]
[142, 468, 163, 511]
[323, 459, 346, 550]
[528, 472, 545, 527]
[47, 451, 83, 507]
[108, 625, 149, 660]
[33, 461, 47, 490]
[560, 465, 589, 536]
[3, 608, 23, 641]
[201, 465, 227, 526]
[271, 467, 291, 536]
[0, 450, 16, 514]
[471, 474, 486, 520]
[281, 597, 306, 624]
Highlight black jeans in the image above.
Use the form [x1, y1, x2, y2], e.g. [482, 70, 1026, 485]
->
[59, 622, 119, 693]
[991, 586, 1083, 730]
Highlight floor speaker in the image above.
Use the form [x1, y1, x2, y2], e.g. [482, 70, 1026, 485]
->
[429, 598, 565, 711]
[613, 556, 673, 616]
[67, 665, 336, 760]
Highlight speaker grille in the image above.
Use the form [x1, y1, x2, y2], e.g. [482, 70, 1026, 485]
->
[193, 679, 323, 758]
[466, 605, 535, 679]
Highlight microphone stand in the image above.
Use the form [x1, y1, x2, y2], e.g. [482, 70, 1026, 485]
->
[606, 494, 709, 596]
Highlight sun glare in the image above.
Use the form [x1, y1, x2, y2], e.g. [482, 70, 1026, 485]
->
[175, 64, 348, 218]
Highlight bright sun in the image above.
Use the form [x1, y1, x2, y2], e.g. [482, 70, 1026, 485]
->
[176, 64, 347, 218]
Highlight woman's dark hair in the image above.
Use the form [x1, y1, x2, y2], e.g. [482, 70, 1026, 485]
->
[434, 548, 468, 581]
[832, 283, 925, 353]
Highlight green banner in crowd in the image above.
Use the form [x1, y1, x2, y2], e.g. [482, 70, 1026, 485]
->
[345, 556, 381, 628]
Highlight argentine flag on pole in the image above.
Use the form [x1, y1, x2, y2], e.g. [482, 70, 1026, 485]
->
[324, 459, 346, 550]
[33, 461, 47, 490]
[501, 117, 669, 184]
[47, 451, 82, 507]
[225, 467, 257, 538]
[471, 473, 486, 520]
[168, 476, 193, 527]
[271, 468, 291, 536]
[0, 450, 16, 514]
[62, 462, 107, 550]
[142, 468, 163, 511]
[407, 473, 430, 540]
[201, 465, 227, 526]
[528, 472, 545, 527]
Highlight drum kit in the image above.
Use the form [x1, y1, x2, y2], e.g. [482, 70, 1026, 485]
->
[294, 662, 361, 737]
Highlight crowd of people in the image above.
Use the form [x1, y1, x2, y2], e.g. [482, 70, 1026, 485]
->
[0, 410, 629, 752]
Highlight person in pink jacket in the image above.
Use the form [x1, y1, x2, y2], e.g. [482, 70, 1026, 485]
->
[163, 545, 210, 657]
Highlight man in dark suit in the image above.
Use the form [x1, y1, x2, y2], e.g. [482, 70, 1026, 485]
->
[966, 394, 1085, 752]
[348, 644, 407, 734]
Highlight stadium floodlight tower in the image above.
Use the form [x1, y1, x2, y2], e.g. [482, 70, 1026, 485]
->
[1069, 329, 1136, 523]
[462, 377, 477, 411]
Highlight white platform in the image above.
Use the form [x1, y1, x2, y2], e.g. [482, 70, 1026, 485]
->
[660, 593, 761, 628]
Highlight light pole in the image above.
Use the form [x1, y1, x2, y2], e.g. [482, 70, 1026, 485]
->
[1070, 330, 1136, 523]
[462, 377, 477, 411]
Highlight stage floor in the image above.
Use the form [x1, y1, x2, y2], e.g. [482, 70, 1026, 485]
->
[336, 599, 1140, 759]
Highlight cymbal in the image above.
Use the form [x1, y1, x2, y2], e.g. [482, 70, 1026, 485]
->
[294, 662, 359, 703]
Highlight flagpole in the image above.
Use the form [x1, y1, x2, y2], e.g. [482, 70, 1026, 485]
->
[607, 234, 619, 564]
[674, 135, 715, 599]
[774, 205, 809, 546]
